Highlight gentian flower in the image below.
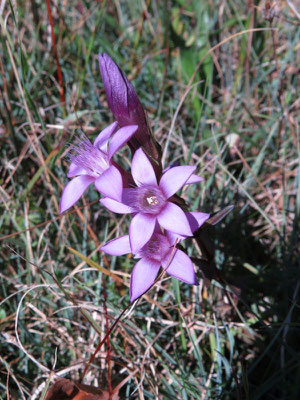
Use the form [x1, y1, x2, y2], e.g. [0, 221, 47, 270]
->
[98, 53, 161, 166]
[101, 229, 200, 302]
[60, 122, 138, 213]
[100, 148, 207, 253]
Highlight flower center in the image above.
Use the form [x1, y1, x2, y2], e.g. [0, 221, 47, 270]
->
[70, 139, 109, 178]
[146, 195, 159, 206]
[140, 234, 170, 262]
[128, 185, 166, 215]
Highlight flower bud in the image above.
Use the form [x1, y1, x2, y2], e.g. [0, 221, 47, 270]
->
[98, 53, 161, 173]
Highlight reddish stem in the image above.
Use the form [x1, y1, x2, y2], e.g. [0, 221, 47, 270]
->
[102, 275, 112, 398]
[80, 304, 131, 383]
[46, 0, 65, 106]
[80, 241, 179, 384]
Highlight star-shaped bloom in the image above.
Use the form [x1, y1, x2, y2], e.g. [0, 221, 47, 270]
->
[101, 229, 200, 302]
[60, 122, 137, 213]
[100, 148, 208, 253]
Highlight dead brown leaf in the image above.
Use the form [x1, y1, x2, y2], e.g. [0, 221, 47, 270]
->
[45, 378, 119, 400]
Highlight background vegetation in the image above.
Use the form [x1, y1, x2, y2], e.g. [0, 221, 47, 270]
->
[0, 0, 299, 398]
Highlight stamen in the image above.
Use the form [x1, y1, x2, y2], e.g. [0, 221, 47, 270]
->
[69, 138, 109, 178]
[140, 234, 170, 262]
[146, 196, 159, 205]
[128, 185, 166, 215]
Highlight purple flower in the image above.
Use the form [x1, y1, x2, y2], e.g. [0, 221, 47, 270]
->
[60, 122, 138, 213]
[163, 164, 204, 185]
[101, 229, 200, 302]
[100, 148, 207, 253]
[98, 53, 159, 157]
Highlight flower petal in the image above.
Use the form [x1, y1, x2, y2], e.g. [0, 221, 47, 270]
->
[94, 121, 119, 151]
[159, 165, 196, 198]
[131, 148, 157, 186]
[130, 258, 160, 302]
[162, 166, 203, 185]
[60, 175, 95, 213]
[101, 235, 131, 256]
[94, 166, 123, 201]
[185, 212, 210, 232]
[100, 198, 132, 214]
[67, 161, 88, 178]
[108, 125, 138, 160]
[121, 187, 134, 206]
[185, 174, 204, 184]
[165, 230, 185, 245]
[129, 213, 156, 253]
[163, 249, 198, 285]
[157, 202, 192, 236]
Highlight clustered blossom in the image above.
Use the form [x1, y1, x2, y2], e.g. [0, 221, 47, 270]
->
[60, 53, 210, 302]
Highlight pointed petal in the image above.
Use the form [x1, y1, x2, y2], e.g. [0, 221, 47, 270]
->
[100, 197, 132, 214]
[185, 174, 204, 184]
[186, 212, 210, 232]
[130, 258, 160, 302]
[112, 163, 131, 188]
[159, 166, 196, 198]
[94, 121, 119, 151]
[163, 249, 198, 285]
[101, 235, 131, 256]
[108, 125, 138, 160]
[162, 166, 202, 185]
[129, 213, 156, 253]
[94, 166, 123, 201]
[131, 148, 157, 186]
[165, 230, 185, 245]
[67, 161, 88, 178]
[162, 163, 179, 174]
[157, 202, 192, 236]
[60, 175, 94, 213]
